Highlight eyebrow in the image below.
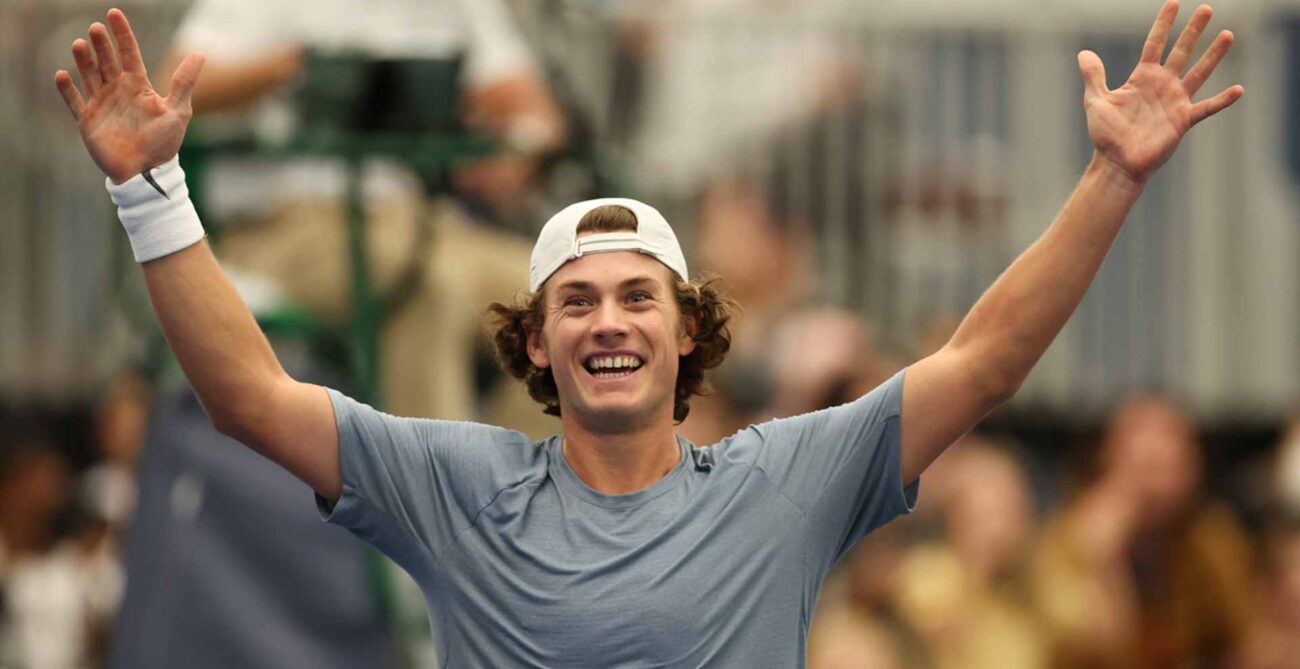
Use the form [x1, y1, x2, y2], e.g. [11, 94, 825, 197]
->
[553, 276, 661, 294]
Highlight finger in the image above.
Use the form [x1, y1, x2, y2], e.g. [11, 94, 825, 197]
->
[1183, 30, 1233, 96]
[71, 39, 101, 97]
[107, 8, 147, 75]
[54, 70, 86, 122]
[88, 23, 122, 83]
[1189, 84, 1243, 126]
[1140, 0, 1181, 65]
[1165, 4, 1211, 74]
[166, 52, 205, 110]
[1078, 50, 1109, 99]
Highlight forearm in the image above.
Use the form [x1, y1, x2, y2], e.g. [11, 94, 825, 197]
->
[946, 152, 1145, 397]
[141, 241, 289, 436]
[165, 48, 300, 114]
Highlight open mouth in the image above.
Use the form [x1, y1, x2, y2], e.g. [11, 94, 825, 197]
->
[583, 354, 644, 380]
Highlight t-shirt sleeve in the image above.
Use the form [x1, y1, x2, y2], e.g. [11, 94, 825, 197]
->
[458, 0, 539, 87]
[745, 369, 917, 571]
[172, 0, 288, 59]
[316, 389, 539, 575]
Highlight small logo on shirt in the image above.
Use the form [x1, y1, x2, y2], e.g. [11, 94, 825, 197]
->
[691, 447, 715, 472]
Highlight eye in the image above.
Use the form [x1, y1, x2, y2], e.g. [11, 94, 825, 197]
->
[564, 295, 592, 308]
[628, 291, 651, 304]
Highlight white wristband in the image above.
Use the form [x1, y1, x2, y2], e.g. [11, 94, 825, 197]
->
[105, 155, 205, 263]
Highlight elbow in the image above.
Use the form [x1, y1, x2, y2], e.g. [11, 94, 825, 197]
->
[974, 365, 1026, 408]
[208, 406, 255, 443]
[204, 373, 288, 444]
[985, 374, 1023, 407]
[946, 339, 1030, 407]
[949, 347, 1024, 408]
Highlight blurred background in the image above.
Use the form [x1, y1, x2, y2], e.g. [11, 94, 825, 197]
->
[2, 0, 1299, 667]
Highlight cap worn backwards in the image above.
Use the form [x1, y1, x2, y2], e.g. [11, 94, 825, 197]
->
[529, 198, 689, 292]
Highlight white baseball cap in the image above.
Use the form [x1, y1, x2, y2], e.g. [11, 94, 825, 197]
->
[529, 197, 689, 292]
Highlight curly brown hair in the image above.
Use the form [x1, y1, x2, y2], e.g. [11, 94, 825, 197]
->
[486, 205, 738, 423]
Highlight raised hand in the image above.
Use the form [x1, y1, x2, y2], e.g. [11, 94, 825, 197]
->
[1078, 1, 1243, 185]
[54, 9, 204, 184]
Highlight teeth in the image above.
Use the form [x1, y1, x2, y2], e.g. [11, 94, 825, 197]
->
[588, 355, 641, 371]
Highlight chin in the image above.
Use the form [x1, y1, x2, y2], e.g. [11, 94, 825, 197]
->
[585, 401, 647, 425]
[575, 397, 661, 430]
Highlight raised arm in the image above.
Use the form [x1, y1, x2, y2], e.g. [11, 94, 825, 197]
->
[899, 1, 1243, 484]
[161, 46, 303, 114]
[54, 9, 341, 501]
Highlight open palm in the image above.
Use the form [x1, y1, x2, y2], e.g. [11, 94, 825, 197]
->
[1080, 1, 1243, 184]
[54, 9, 203, 184]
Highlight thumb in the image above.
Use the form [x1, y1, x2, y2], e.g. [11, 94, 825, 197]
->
[166, 52, 205, 111]
[1077, 50, 1107, 100]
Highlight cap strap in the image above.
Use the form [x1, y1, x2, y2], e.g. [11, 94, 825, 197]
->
[574, 232, 661, 257]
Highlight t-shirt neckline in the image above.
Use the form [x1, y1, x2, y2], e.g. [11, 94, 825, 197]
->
[548, 436, 693, 509]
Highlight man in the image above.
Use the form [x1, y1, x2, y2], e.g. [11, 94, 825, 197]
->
[54, 3, 1241, 666]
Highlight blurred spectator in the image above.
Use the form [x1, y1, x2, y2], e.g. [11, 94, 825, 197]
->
[0, 440, 110, 668]
[764, 309, 882, 418]
[1273, 416, 1300, 516]
[695, 176, 813, 316]
[894, 439, 1048, 669]
[675, 175, 810, 442]
[679, 175, 897, 443]
[1032, 395, 1256, 669]
[1235, 517, 1300, 669]
[619, 0, 865, 195]
[165, 0, 567, 429]
[81, 369, 151, 547]
[808, 438, 988, 669]
[110, 344, 398, 669]
[1235, 416, 1300, 669]
[811, 524, 929, 669]
[40, 370, 157, 667]
[808, 605, 906, 669]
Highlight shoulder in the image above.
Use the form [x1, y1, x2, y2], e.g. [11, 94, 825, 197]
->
[328, 388, 549, 466]
[720, 370, 906, 453]
[707, 424, 766, 467]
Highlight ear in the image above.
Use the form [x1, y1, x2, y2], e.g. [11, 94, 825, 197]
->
[526, 326, 551, 369]
[678, 314, 698, 357]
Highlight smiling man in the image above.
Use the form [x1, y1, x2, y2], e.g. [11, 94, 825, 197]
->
[55, 3, 1242, 667]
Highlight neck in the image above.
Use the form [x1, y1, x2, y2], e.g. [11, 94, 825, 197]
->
[560, 413, 681, 495]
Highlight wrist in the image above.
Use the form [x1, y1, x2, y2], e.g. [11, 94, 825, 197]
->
[1088, 151, 1147, 194]
[106, 155, 206, 262]
[504, 114, 560, 157]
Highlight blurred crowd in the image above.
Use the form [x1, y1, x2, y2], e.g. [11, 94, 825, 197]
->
[3, 0, 1298, 667]
[7, 333, 1300, 668]
[808, 404, 1300, 669]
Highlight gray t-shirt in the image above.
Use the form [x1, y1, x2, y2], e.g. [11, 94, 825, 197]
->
[318, 369, 917, 668]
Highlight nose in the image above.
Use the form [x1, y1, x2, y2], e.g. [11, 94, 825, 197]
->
[590, 301, 629, 342]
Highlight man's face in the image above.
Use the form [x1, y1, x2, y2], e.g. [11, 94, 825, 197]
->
[527, 250, 695, 432]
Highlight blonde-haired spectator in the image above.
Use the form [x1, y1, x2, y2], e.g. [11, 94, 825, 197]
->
[894, 439, 1048, 669]
[1033, 395, 1255, 669]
